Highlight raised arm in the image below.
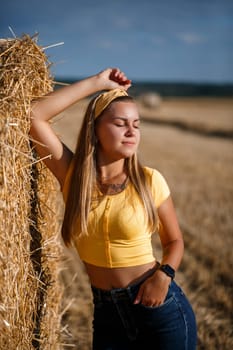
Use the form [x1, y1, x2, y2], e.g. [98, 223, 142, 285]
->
[30, 68, 131, 188]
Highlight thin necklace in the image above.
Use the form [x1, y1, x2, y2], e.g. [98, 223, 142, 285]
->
[98, 174, 128, 195]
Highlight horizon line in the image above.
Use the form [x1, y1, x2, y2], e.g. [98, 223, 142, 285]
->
[54, 76, 233, 86]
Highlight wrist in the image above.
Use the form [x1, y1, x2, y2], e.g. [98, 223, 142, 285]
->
[153, 269, 172, 285]
[94, 71, 111, 91]
[158, 264, 175, 280]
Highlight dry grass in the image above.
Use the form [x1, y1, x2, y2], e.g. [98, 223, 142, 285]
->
[141, 123, 233, 349]
[138, 97, 233, 134]
[52, 96, 233, 349]
[0, 35, 63, 349]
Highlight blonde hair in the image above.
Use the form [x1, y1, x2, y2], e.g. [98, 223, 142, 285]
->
[61, 94, 157, 246]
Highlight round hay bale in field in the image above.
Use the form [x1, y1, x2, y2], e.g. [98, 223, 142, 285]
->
[0, 34, 64, 349]
[139, 92, 162, 109]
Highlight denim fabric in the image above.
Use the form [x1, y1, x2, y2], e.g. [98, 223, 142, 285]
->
[91, 279, 197, 350]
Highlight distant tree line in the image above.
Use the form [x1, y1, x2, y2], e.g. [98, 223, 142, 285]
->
[55, 78, 233, 97]
[129, 81, 233, 97]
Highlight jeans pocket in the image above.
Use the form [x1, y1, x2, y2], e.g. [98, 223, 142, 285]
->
[138, 293, 175, 311]
[133, 293, 184, 333]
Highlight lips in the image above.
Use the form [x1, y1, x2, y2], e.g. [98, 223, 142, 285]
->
[122, 140, 136, 145]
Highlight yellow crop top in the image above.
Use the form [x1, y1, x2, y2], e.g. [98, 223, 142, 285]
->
[62, 166, 170, 268]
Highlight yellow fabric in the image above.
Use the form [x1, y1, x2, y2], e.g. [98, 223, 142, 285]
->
[62, 166, 170, 268]
[94, 89, 128, 119]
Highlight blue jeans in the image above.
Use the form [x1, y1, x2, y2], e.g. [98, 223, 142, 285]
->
[91, 277, 197, 350]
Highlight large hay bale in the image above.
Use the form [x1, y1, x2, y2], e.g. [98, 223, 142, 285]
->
[0, 34, 63, 349]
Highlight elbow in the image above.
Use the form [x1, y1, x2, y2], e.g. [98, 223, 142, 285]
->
[178, 238, 185, 258]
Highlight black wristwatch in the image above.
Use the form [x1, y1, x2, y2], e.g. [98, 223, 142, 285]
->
[159, 264, 175, 280]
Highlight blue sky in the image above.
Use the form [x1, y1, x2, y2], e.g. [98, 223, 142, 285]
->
[1, 0, 233, 83]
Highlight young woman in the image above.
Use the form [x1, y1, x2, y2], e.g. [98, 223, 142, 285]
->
[30, 68, 197, 349]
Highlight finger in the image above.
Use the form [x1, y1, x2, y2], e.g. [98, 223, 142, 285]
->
[119, 72, 129, 82]
[133, 285, 144, 304]
[110, 68, 120, 79]
[142, 300, 153, 307]
[110, 69, 129, 82]
[119, 79, 132, 86]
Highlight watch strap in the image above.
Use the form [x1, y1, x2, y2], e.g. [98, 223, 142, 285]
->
[159, 264, 175, 280]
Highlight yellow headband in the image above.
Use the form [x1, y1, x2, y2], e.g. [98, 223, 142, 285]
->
[94, 88, 128, 119]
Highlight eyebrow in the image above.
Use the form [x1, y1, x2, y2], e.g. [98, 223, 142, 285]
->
[112, 117, 140, 122]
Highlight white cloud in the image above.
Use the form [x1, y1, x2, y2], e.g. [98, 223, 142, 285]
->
[177, 33, 206, 44]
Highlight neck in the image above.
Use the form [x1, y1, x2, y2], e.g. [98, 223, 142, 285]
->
[96, 160, 128, 195]
[97, 160, 126, 183]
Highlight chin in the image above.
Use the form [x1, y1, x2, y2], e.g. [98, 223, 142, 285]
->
[120, 151, 135, 159]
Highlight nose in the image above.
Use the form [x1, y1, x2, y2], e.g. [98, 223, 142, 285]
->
[125, 124, 135, 136]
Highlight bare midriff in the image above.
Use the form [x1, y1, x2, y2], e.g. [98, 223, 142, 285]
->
[84, 260, 158, 290]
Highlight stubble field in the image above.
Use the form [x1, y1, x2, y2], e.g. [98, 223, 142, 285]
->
[52, 97, 233, 350]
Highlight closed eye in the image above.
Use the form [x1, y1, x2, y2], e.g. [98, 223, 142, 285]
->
[134, 121, 140, 128]
[113, 117, 140, 128]
[115, 123, 125, 127]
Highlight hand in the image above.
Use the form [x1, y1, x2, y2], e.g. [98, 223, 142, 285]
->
[109, 68, 132, 87]
[97, 68, 132, 91]
[133, 270, 171, 307]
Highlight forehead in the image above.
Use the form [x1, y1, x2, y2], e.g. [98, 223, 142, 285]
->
[103, 100, 139, 118]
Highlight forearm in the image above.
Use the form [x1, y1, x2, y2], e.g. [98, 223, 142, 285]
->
[152, 239, 184, 292]
[157, 196, 185, 272]
[30, 74, 103, 122]
[160, 239, 184, 271]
